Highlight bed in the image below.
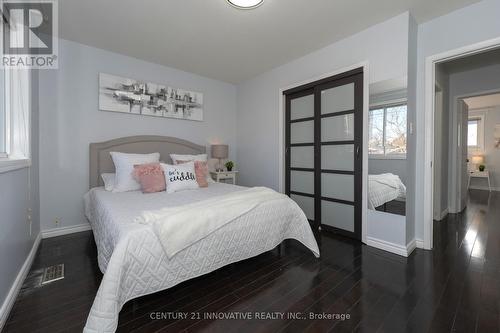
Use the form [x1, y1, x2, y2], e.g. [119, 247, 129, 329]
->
[368, 173, 406, 210]
[83, 136, 320, 333]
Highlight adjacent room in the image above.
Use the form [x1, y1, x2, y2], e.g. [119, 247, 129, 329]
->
[1, 0, 500, 332]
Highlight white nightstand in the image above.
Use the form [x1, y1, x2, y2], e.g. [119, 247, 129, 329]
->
[210, 171, 238, 185]
[468, 170, 492, 192]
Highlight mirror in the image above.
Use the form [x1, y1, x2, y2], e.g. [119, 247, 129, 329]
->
[368, 77, 408, 218]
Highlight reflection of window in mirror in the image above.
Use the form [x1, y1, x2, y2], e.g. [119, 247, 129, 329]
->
[467, 114, 484, 152]
[369, 103, 407, 159]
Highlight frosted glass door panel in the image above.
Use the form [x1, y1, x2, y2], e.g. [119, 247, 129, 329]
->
[290, 146, 314, 168]
[321, 83, 354, 115]
[321, 145, 354, 171]
[321, 114, 354, 142]
[321, 173, 354, 201]
[322, 201, 354, 232]
[290, 120, 314, 144]
[291, 194, 314, 220]
[290, 171, 314, 194]
[290, 95, 314, 120]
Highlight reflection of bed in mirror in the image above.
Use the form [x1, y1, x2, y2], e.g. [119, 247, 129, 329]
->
[368, 173, 406, 216]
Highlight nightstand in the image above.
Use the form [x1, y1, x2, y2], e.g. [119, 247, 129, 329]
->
[468, 170, 491, 192]
[210, 171, 238, 185]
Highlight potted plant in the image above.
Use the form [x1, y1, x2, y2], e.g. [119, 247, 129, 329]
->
[225, 161, 235, 171]
[479, 164, 485, 172]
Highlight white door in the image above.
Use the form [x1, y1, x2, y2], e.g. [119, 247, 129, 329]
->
[457, 99, 469, 211]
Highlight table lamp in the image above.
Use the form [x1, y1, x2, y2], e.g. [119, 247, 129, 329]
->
[211, 144, 228, 172]
[471, 155, 484, 171]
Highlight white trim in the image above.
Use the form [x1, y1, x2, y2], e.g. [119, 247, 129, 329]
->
[415, 238, 424, 249]
[440, 208, 449, 221]
[369, 97, 407, 109]
[0, 233, 41, 331]
[366, 236, 415, 257]
[0, 158, 30, 174]
[423, 36, 500, 251]
[278, 61, 369, 244]
[41, 223, 92, 239]
[369, 154, 407, 160]
[469, 185, 500, 192]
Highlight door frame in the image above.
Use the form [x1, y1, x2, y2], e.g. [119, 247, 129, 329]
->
[278, 62, 369, 244]
[423, 37, 500, 250]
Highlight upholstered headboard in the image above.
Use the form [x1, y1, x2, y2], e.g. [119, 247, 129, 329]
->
[89, 135, 206, 189]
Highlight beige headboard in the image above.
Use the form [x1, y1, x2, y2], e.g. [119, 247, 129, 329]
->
[89, 135, 206, 189]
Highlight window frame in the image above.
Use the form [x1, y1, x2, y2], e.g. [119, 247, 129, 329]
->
[368, 101, 408, 160]
[467, 112, 485, 153]
[0, 69, 32, 173]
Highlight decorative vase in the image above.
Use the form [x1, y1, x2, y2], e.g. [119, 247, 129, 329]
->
[479, 165, 485, 172]
[227, 166, 233, 171]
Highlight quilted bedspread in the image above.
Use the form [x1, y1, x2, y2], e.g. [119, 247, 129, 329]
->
[83, 183, 320, 333]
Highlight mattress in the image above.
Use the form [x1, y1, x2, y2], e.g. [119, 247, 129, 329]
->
[83, 183, 320, 333]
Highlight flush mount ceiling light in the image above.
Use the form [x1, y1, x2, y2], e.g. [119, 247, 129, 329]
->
[226, 0, 264, 10]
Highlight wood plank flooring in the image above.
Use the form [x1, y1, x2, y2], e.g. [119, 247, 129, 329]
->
[4, 189, 500, 332]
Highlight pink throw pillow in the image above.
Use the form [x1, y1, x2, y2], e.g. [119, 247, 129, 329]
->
[177, 160, 209, 187]
[132, 163, 166, 193]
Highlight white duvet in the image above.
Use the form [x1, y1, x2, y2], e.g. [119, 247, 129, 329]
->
[368, 173, 406, 209]
[83, 183, 320, 333]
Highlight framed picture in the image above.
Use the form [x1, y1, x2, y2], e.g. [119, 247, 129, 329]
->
[99, 73, 203, 121]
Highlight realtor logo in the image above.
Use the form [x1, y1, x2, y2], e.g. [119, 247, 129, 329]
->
[1, 0, 58, 68]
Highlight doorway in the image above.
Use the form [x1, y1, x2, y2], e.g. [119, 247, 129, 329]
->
[425, 41, 500, 249]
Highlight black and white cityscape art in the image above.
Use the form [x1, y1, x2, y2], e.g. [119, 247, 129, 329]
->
[99, 73, 203, 121]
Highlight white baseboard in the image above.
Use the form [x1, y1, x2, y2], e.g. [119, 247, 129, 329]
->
[366, 236, 415, 257]
[41, 223, 92, 239]
[0, 233, 41, 331]
[468, 185, 500, 192]
[415, 238, 424, 249]
[439, 208, 449, 220]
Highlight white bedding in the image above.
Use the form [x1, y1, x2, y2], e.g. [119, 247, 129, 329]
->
[83, 183, 319, 333]
[368, 173, 406, 210]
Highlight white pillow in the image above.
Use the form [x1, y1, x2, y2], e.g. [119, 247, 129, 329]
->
[170, 153, 207, 164]
[110, 152, 160, 192]
[101, 173, 115, 191]
[169, 153, 214, 183]
[162, 162, 199, 193]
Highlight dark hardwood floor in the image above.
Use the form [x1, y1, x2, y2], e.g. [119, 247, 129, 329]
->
[4, 189, 499, 332]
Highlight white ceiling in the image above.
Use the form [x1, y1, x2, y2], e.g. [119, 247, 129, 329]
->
[58, 0, 480, 83]
[465, 93, 500, 110]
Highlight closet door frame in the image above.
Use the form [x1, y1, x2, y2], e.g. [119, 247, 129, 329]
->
[284, 68, 363, 240]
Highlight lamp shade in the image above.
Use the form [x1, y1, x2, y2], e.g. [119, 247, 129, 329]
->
[471, 155, 484, 164]
[211, 144, 228, 159]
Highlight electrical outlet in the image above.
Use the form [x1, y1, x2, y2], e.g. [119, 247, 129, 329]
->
[54, 218, 60, 226]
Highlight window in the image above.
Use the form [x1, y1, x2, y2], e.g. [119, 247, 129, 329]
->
[468, 115, 484, 152]
[0, 68, 31, 173]
[369, 104, 407, 158]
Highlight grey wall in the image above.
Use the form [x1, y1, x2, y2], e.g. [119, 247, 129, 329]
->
[0, 70, 40, 314]
[415, 0, 500, 241]
[405, 12, 418, 244]
[236, 12, 410, 190]
[368, 159, 408, 184]
[38, 38, 237, 231]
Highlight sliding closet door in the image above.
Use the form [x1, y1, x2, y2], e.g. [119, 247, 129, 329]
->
[285, 68, 363, 240]
[285, 89, 316, 223]
[317, 73, 363, 239]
